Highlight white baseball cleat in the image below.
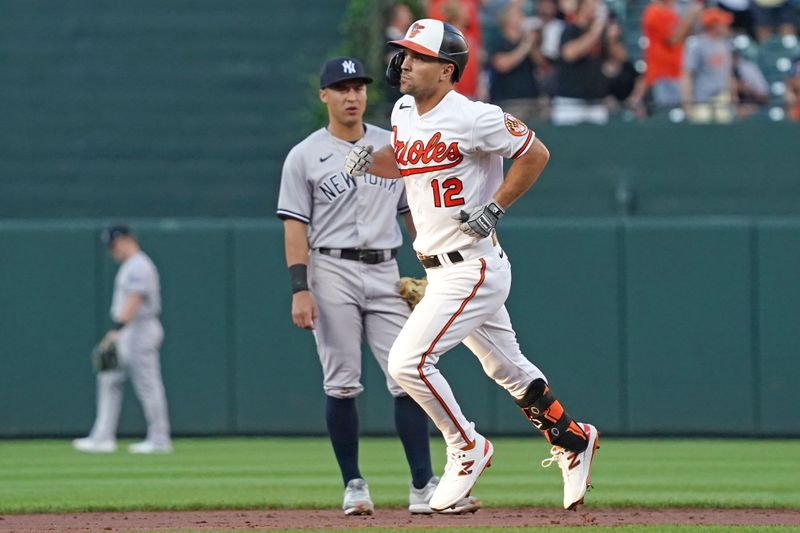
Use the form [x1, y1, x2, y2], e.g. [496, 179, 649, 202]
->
[408, 476, 482, 514]
[128, 441, 173, 454]
[541, 423, 600, 510]
[428, 433, 493, 512]
[72, 437, 117, 454]
[342, 478, 374, 516]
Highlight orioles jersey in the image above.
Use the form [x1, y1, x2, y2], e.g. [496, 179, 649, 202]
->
[391, 90, 535, 256]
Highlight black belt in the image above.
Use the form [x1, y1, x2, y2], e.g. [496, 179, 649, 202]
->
[417, 251, 464, 269]
[318, 248, 397, 264]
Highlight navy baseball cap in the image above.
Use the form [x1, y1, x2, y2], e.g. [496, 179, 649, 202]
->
[319, 57, 373, 89]
[101, 224, 132, 247]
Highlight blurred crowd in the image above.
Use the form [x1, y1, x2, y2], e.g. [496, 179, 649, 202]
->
[383, 0, 800, 123]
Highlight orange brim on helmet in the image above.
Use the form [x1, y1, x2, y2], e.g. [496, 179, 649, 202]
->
[387, 18, 469, 81]
[388, 38, 440, 59]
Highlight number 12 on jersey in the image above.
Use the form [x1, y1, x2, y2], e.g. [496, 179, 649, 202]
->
[431, 177, 465, 208]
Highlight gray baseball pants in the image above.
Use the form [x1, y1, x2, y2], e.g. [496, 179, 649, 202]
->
[89, 319, 171, 445]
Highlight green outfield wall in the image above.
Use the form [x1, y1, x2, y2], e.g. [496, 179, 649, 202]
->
[1, 218, 798, 438]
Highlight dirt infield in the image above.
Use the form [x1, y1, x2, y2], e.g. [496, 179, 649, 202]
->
[1, 508, 799, 532]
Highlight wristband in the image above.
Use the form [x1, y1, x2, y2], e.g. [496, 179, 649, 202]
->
[289, 263, 309, 294]
[112, 321, 125, 331]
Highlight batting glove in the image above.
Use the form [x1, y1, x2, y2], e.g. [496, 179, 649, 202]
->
[453, 201, 506, 239]
[344, 145, 373, 177]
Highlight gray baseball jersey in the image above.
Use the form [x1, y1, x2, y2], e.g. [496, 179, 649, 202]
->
[111, 251, 161, 322]
[277, 123, 412, 399]
[277, 124, 410, 249]
[89, 249, 170, 447]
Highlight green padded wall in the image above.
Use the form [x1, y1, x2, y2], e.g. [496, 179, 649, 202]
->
[498, 220, 624, 434]
[232, 223, 324, 434]
[625, 220, 755, 434]
[0, 222, 99, 434]
[2, 218, 800, 437]
[757, 220, 800, 434]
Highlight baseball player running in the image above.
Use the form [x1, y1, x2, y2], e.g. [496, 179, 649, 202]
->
[277, 57, 478, 516]
[344, 20, 599, 512]
[73, 224, 172, 454]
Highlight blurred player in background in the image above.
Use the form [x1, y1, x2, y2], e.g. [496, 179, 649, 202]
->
[73, 224, 172, 454]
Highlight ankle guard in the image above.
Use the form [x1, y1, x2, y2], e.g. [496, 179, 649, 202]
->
[515, 379, 588, 452]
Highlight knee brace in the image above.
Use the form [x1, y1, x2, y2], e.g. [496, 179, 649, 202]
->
[515, 379, 588, 453]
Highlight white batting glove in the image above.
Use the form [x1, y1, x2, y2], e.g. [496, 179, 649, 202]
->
[344, 145, 373, 177]
[452, 201, 506, 239]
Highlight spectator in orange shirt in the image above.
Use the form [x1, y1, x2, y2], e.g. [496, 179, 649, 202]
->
[640, 0, 703, 108]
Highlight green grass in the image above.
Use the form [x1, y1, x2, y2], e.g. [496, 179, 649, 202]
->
[0, 437, 798, 513]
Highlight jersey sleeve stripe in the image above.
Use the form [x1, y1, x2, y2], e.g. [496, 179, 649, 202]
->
[398, 206, 411, 214]
[511, 130, 534, 159]
[276, 209, 310, 223]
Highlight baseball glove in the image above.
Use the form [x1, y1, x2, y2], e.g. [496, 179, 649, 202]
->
[398, 277, 428, 309]
[91, 337, 118, 372]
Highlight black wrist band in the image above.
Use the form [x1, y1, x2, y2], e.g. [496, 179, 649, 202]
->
[289, 263, 309, 294]
[112, 321, 125, 331]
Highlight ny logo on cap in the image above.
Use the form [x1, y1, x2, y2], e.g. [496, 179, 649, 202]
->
[342, 60, 356, 74]
[408, 23, 425, 38]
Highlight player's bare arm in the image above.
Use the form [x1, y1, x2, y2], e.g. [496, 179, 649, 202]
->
[455, 138, 550, 239]
[494, 137, 550, 210]
[283, 219, 317, 330]
[372, 145, 402, 178]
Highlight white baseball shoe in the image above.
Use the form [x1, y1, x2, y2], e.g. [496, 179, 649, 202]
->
[408, 476, 482, 514]
[342, 478, 374, 516]
[128, 441, 173, 454]
[72, 437, 117, 454]
[428, 433, 493, 512]
[541, 423, 600, 510]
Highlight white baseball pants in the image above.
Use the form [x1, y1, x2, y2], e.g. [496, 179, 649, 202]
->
[388, 239, 546, 448]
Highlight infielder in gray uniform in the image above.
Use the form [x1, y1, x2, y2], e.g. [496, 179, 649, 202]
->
[73, 224, 172, 455]
[277, 57, 479, 516]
